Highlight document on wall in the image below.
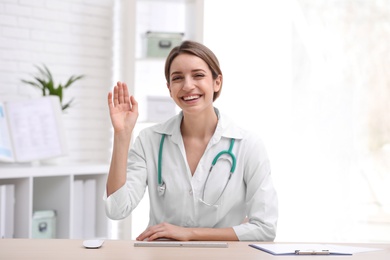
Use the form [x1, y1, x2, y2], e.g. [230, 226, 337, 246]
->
[0, 96, 68, 162]
[249, 243, 383, 255]
[0, 103, 13, 161]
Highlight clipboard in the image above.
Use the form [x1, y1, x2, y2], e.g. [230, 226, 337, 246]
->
[249, 243, 382, 255]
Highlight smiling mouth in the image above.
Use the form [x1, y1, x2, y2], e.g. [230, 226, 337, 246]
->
[182, 95, 201, 101]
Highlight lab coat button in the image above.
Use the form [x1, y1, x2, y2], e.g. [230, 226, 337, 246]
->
[189, 189, 193, 195]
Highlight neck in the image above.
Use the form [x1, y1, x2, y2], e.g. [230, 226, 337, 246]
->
[181, 107, 218, 140]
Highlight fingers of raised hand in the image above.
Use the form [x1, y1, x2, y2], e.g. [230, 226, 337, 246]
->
[113, 85, 119, 106]
[129, 95, 138, 114]
[107, 91, 113, 108]
[110, 82, 133, 109]
[118, 82, 125, 104]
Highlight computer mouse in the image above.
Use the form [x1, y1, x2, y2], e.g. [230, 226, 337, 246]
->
[83, 239, 105, 249]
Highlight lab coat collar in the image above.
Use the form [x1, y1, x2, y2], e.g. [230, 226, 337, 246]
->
[152, 107, 244, 145]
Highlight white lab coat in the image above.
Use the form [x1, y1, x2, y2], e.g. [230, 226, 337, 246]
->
[104, 108, 278, 241]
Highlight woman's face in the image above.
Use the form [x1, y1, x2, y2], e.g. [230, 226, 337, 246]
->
[167, 53, 221, 115]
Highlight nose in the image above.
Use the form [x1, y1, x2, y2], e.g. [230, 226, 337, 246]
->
[182, 76, 195, 91]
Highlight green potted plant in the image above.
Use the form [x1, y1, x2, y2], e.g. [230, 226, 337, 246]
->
[21, 64, 84, 112]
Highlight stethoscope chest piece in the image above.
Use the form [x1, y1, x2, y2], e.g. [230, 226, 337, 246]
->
[158, 182, 166, 196]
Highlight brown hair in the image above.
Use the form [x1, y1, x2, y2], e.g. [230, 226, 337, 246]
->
[164, 40, 223, 101]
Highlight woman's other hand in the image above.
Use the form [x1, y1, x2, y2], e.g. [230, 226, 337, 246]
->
[136, 222, 192, 242]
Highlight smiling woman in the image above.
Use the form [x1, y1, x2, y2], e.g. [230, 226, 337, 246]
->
[104, 40, 279, 242]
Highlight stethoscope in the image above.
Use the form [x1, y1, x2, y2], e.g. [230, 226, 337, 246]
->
[157, 134, 237, 206]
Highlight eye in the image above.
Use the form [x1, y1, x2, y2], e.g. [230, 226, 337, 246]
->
[194, 73, 205, 78]
[171, 76, 183, 81]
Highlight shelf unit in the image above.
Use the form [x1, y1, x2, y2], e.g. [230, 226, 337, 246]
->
[0, 163, 110, 239]
[1, 0, 205, 241]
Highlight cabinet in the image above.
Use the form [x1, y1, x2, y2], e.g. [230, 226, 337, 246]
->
[0, 163, 110, 239]
[132, 0, 204, 122]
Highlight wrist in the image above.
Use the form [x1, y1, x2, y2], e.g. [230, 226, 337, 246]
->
[114, 130, 132, 141]
[187, 228, 197, 241]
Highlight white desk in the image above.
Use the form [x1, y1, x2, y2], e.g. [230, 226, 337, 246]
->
[0, 239, 389, 260]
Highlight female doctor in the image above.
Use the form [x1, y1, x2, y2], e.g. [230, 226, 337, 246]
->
[105, 40, 278, 241]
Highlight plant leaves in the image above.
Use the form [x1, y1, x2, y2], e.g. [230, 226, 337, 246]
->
[20, 79, 44, 90]
[62, 98, 74, 111]
[21, 64, 84, 111]
[63, 75, 84, 88]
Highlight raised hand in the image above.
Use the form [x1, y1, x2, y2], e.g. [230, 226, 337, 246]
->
[107, 81, 138, 134]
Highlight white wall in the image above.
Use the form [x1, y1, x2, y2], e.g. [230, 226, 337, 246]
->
[203, 0, 296, 242]
[204, 0, 390, 243]
[0, 0, 114, 163]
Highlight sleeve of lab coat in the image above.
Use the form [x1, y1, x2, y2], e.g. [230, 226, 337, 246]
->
[104, 135, 148, 220]
[232, 135, 279, 241]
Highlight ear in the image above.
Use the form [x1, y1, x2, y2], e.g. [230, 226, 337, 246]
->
[213, 74, 222, 92]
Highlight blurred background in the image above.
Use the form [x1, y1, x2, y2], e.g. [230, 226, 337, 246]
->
[0, 0, 389, 243]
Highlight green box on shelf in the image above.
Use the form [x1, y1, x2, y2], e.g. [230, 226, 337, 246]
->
[146, 31, 184, 58]
[32, 210, 56, 238]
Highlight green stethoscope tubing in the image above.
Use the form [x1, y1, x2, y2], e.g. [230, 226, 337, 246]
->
[212, 138, 236, 172]
[158, 134, 166, 186]
[158, 133, 237, 203]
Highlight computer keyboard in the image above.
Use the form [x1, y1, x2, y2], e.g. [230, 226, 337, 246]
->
[133, 241, 229, 248]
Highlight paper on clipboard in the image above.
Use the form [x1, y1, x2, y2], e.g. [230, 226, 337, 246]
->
[249, 243, 383, 255]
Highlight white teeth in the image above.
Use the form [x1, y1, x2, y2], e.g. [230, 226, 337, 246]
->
[183, 95, 199, 101]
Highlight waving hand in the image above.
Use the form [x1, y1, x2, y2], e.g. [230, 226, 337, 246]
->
[108, 81, 138, 134]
